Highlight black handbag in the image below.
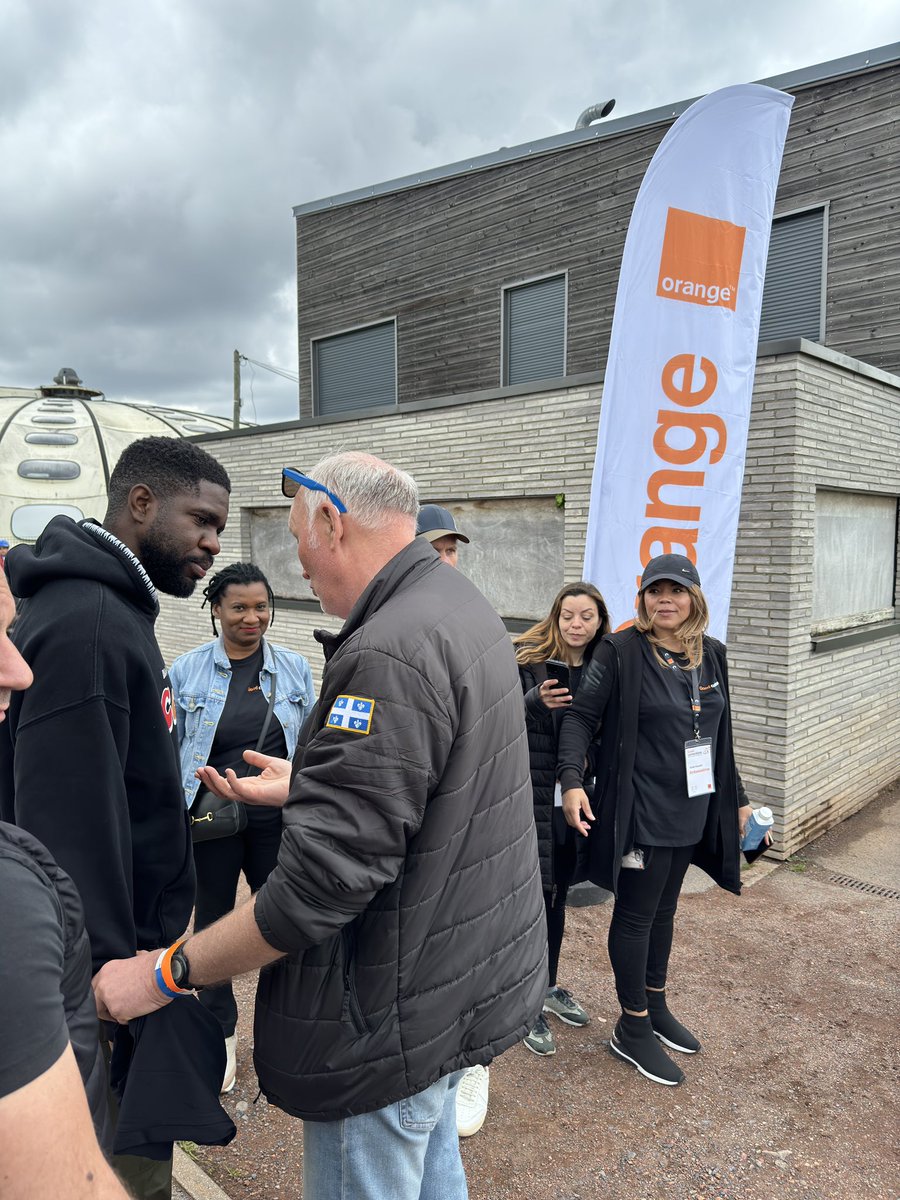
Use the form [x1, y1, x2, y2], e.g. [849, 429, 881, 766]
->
[190, 670, 278, 843]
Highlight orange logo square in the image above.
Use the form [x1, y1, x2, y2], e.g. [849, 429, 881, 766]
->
[656, 207, 746, 311]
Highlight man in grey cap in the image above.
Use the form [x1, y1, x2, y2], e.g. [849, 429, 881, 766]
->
[415, 503, 469, 568]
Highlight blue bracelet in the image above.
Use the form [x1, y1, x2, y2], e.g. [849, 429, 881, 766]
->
[154, 948, 188, 998]
[154, 964, 182, 998]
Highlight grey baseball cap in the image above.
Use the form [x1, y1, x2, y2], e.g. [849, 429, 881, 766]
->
[639, 553, 700, 591]
[416, 504, 470, 544]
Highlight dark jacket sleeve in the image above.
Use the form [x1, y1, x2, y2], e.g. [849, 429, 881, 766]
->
[5, 592, 140, 972]
[10, 697, 138, 972]
[707, 636, 750, 809]
[255, 648, 453, 953]
[557, 638, 617, 792]
[0, 856, 68, 1099]
[520, 662, 549, 724]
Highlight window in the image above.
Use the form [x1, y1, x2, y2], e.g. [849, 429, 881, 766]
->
[502, 274, 567, 386]
[759, 207, 826, 343]
[419, 497, 564, 619]
[17, 459, 81, 481]
[25, 432, 78, 446]
[312, 320, 396, 416]
[812, 490, 896, 634]
[11, 504, 84, 542]
[30, 414, 77, 425]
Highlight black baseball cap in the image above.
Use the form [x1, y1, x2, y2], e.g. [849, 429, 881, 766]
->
[639, 553, 700, 591]
[416, 504, 470, 544]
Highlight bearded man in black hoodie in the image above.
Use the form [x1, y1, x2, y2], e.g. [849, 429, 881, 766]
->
[0, 435, 230, 1200]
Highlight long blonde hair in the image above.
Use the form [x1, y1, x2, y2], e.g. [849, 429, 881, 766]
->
[514, 582, 610, 666]
[634, 584, 709, 670]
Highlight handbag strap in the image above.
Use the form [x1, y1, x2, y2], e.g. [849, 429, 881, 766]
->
[251, 670, 277, 757]
[236, 652, 278, 778]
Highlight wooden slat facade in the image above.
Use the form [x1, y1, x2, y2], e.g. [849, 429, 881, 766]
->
[295, 58, 900, 417]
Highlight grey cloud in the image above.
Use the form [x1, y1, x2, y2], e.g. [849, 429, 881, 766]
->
[0, 0, 896, 426]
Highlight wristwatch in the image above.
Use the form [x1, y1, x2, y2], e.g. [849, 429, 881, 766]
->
[170, 942, 202, 992]
[155, 939, 203, 997]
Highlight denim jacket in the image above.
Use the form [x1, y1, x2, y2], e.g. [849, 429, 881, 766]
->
[169, 637, 315, 808]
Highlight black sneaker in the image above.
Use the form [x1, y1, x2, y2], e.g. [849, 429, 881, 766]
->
[646, 991, 701, 1054]
[609, 1014, 684, 1086]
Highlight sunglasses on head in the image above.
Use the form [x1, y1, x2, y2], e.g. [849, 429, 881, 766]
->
[281, 468, 348, 514]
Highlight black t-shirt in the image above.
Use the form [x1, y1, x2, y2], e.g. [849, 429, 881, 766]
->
[207, 646, 288, 778]
[0, 857, 68, 1098]
[632, 636, 725, 847]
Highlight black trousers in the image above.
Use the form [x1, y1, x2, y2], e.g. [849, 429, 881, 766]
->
[544, 810, 579, 988]
[192, 805, 283, 1036]
[607, 843, 694, 1013]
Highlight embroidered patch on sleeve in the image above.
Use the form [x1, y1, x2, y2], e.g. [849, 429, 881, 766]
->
[325, 695, 375, 735]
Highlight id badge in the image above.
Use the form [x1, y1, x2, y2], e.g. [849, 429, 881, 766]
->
[684, 737, 715, 797]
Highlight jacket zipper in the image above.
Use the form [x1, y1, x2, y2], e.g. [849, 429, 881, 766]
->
[342, 926, 368, 1035]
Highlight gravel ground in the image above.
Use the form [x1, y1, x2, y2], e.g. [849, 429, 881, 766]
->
[191, 786, 900, 1200]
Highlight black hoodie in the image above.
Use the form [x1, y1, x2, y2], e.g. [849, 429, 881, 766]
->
[0, 516, 194, 973]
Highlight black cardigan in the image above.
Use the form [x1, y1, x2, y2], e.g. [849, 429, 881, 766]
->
[557, 628, 747, 898]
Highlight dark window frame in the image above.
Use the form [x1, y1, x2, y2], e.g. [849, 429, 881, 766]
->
[759, 203, 828, 344]
[500, 271, 568, 387]
[310, 317, 398, 417]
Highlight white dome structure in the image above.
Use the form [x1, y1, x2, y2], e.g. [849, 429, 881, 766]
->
[0, 368, 239, 544]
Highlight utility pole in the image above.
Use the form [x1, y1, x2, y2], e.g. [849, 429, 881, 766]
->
[233, 349, 241, 429]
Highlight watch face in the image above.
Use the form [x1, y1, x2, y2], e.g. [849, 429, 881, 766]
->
[170, 950, 187, 988]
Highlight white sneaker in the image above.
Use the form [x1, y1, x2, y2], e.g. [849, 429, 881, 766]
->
[455, 1064, 489, 1138]
[222, 1033, 237, 1094]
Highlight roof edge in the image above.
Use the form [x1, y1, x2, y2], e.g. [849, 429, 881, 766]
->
[293, 42, 900, 218]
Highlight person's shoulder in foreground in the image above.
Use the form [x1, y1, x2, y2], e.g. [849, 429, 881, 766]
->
[0, 830, 129, 1200]
[0, 571, 128, 1200]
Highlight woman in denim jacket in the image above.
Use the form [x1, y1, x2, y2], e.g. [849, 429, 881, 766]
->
[169, 562, 314, 1091]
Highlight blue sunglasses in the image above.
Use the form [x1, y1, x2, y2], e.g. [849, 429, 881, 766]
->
[281, 467, 347, 514]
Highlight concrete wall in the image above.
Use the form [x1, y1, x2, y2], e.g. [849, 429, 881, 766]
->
[158, 343, 900, 859]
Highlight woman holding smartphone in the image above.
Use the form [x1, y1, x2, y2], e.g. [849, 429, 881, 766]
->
[514, 581, 610, 1056]
[558, 554, 752, 1086]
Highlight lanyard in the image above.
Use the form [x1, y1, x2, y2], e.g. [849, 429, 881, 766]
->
[660, 649, 702, 740]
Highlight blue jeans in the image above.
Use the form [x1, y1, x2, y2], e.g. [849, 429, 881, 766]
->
[302, 1071, 468, 1200]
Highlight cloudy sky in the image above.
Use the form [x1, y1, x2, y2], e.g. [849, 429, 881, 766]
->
[1, 1, 897, 424]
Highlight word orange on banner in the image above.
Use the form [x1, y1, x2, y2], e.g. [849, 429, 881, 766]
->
[656, 207, 746, 311]
[634, 353, 728, 590]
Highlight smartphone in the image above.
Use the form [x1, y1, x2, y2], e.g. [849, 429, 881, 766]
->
[545, 659, 570, 690]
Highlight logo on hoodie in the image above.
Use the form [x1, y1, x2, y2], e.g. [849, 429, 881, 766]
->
[161, 685, 176, 732]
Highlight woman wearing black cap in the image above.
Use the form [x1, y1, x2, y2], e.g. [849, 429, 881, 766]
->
[557, 553, 752, 1086]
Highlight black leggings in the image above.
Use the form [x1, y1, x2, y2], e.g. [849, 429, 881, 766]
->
[607, 843, 694, 1013]
[544, 817, 579, 988]
[192, 805, 283, 1036]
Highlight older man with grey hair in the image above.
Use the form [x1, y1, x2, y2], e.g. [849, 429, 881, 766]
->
[95, 451, 547, 1200]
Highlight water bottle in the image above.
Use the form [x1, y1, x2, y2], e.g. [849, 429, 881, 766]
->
[741, 806, 774, 852]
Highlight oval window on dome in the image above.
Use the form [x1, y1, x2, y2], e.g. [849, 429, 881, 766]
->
[17, 459, 82, 481]
[24, 432, 79, 446]
[11, 504, 84, 542]
[30, 414, 77, 425]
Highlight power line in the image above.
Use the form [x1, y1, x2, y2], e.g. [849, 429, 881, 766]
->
[239, 354, 299, 384]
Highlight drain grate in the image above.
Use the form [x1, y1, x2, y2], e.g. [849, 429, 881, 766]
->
[827, 873, 900, 900]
